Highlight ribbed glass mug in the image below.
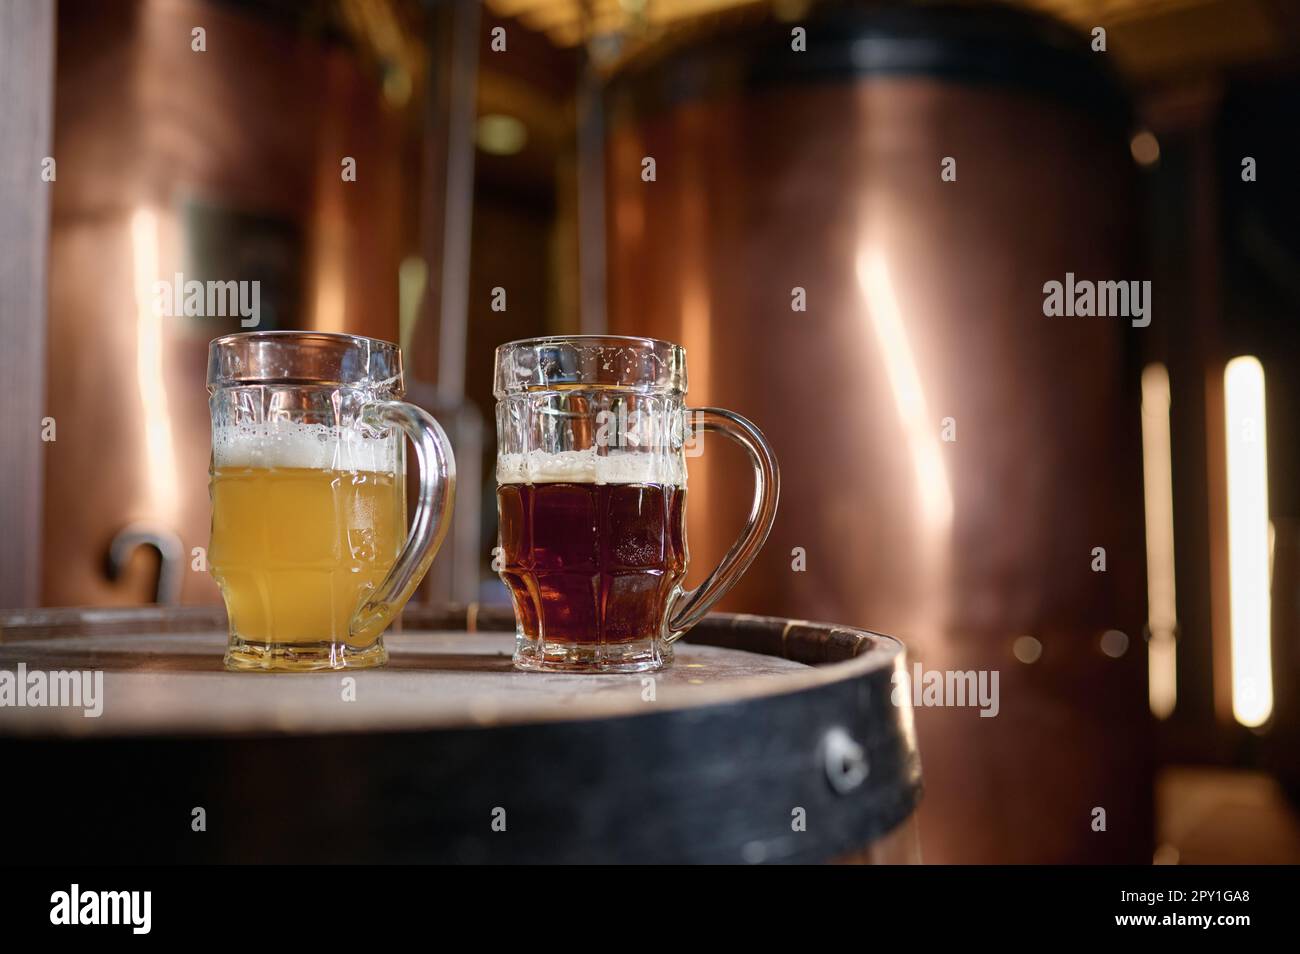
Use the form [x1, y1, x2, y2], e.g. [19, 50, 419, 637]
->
[207, 332, 455, 672]
[494, 335, 780, 673]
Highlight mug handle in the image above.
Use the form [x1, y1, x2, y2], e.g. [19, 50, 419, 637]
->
[666, 407, 780, 642]
[349, 400, 457, 646]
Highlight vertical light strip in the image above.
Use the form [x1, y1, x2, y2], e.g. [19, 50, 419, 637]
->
[1141, 364, 1177, 719]
[1223, 356, 1273, 728]
[856, 250, 953, 531]
[130, 208, 179, 522]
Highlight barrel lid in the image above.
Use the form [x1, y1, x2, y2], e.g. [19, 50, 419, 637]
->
[0, 606, 907, 737]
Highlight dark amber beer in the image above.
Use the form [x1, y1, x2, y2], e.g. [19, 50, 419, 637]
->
[497, 480, 687, 646]
[494, 335, 779, 672]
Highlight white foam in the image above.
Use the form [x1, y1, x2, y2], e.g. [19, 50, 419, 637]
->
[213, 422, 400, 473]
[497, 449, 684, 487]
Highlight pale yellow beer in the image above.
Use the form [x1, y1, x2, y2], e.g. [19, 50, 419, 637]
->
[208, 331, 455, 673]
[210, 465, 405, 666]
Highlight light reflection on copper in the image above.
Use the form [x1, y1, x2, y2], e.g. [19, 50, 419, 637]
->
[1141, 363, 1177, 718]
[311, 229, 348, 333]
[309, 124, 348, 334]
[856, 249, 953, 534]
[677, 109, 712, 403]
[130, 208, 179, 523]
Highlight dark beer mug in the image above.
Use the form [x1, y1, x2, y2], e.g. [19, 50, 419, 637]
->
[494, 336, 779, 672]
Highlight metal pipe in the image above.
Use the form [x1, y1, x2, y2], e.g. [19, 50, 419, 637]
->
[436, 0, 480, 405]
[577, 56, 607, 334]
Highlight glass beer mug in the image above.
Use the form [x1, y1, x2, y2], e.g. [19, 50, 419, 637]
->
[207, 332, 455, 671]
[494, 335, 779, 672]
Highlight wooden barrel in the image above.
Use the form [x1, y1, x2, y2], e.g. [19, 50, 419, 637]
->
[0, 606, 921, 863]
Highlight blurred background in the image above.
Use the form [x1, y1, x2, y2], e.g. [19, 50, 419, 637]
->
[2, 0, 1299, 863]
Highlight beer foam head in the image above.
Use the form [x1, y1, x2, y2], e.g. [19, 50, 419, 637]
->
[213, 422, 400, 473]
[497, 449, 684, 487]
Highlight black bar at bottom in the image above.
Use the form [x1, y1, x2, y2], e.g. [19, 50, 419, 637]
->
[2, 865, 1286, 940]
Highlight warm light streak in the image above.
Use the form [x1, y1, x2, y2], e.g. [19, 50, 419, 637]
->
[130, 208, 179, 522]
[1141, 363, 1177, 718]
[856, 250, 953, 531]
[313, 255, 346, 333]
[1223, 356, 1273, 728]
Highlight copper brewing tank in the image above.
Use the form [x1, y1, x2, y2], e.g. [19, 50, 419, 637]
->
[43, 0, 410, 608]
[605, 4, 1151, 863]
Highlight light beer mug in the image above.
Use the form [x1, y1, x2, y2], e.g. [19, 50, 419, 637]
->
[494, 335, 779, 672]
[208, 332, 455, 671]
